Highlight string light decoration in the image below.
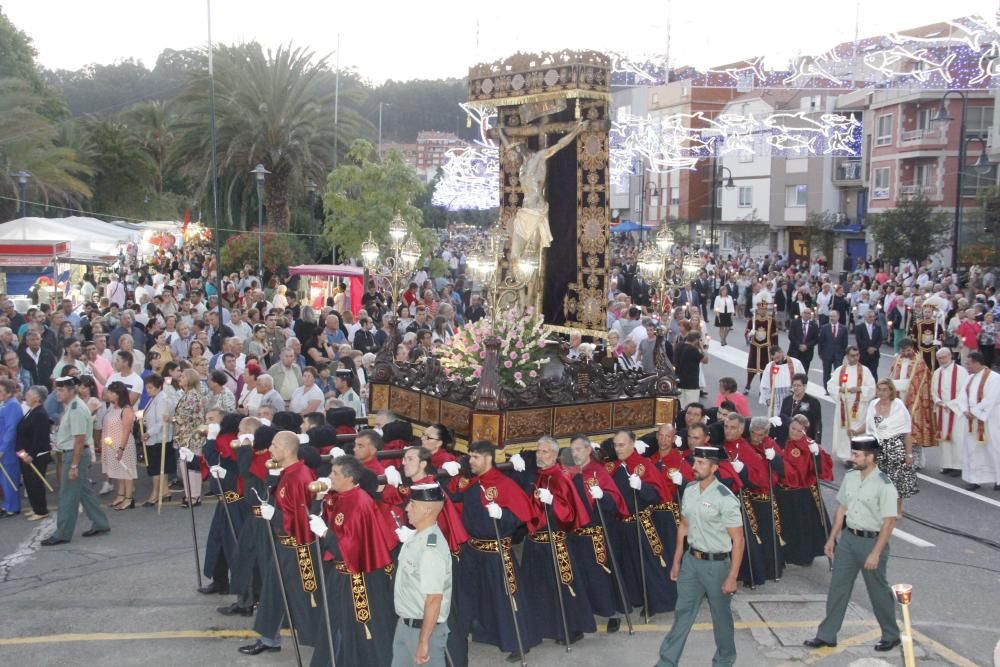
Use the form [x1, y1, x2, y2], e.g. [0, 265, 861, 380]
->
[431, 103, 500, 210]
[609, 15, 1000, 90]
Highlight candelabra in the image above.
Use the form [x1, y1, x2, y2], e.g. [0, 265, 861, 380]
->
[360, 212, 422, 304]
[466, 224, 539, 320]
[637, 226, 702, 312]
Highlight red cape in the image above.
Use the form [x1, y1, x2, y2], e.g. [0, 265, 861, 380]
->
[616, 451, 671, 504]
[580, 460, 629, 520]
[723, 438, 769, 492]
[275, 460, 317, 545]
[781, 437, 833, 488]
[650, 447, 695, 496]
[532, 465, 589, 532]
[407, 474, 469, 553]
[323, 485, 398, 573]
[473, 466, 533, 524]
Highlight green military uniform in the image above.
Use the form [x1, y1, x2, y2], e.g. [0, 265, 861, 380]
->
[658, 475, 743, 667]
[392, 524, 451, 667]
[51, 394, 109, 542]
[815, 467, 900, 644]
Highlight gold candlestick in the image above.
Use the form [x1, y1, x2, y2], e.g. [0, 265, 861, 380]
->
[892, 583, 916, 667]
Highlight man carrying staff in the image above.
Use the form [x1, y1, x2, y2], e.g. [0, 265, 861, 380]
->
[744, 300, 777, 395]
[656, 446, 744, 667]
[759, 346, 804, 417]
[804, 436, 901, 653]
[826, 347, 876, 465]
[887, 338, 935, 468]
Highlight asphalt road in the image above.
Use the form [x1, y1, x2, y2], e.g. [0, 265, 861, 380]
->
[0, 315, 997, 666]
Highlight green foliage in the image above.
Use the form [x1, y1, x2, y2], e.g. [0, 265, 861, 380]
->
[323, 140, 429, 258]
[729, 211, 770, 251]
[802, 210, 839, 260]
[367, 79, 473, 143]
[866, 195, 951, 263]
[220, 230, 312, 275]
[429, 258, 450, 279]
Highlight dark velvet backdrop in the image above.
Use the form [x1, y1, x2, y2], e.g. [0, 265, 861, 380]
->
[542, 142, 578, 326]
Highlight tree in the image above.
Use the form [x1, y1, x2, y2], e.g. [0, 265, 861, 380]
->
[84, 117, 156, 219]
[729, 210, 770, 252]
[173, 43, 369, 230]
[959, 187, 1000, 266]
[801, 210, 839, 261]
[866, 195, 951, 264]
[221, 231, 312, 275]
[323, 140, 434, 259]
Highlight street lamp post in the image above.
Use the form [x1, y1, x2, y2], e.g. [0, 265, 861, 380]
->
[251, 164, 270, 283]
[931, 92, 993, 271]
[13, 171, 30, 218]
[360, 212, 421, 306]
[708, 158, 735, 255]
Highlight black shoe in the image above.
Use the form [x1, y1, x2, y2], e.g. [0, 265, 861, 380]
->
[218, 603, 254, 617]
[238, 641, 280, 656]
[198, 582, 229, 595]
[169, 480, 184, 491]
[0, 510, 20, 519]
[555, 631, 584, 645]
[40, 536, 69, 546]
[180, 498, 202, 508]
[82, 527, 110, 537]
[606, 618, 621, 634]
[803, 637, 837, 648]
[994, 483, 1000, 491]
[965, 483, 981, 491]
[505, 651, 529, 663]
[874, 638, 901, 652]
[947, 469, 962, 477]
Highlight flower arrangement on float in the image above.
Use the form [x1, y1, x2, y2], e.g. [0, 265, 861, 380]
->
[437, 306, 549, 388]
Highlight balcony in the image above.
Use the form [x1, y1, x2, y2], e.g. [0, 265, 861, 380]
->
[899, 128, 945, 147]
[832, 159, 863, 186]
[898, 184, 939, 199]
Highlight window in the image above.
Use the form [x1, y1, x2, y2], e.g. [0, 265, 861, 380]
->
[965, 106, 994, 136]
[721, 231, 734, 250]
[669, 187, 680, 205]
[715, 185, 723, 208]
[914, 163, 933, 187]
[873, 167, 890, 199]
[961, 164, 998, 197]
[738, 186, 752, 207]
[738, 151, 753, 163]
[876, 114, 893, 146]
[916, 108, 932, 131]
[785, 184, 808, 207]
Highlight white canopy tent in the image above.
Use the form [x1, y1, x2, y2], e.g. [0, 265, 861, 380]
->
[0, 216, 141, 263]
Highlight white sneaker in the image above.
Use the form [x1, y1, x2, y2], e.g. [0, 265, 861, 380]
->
[98, 481, 114, 496]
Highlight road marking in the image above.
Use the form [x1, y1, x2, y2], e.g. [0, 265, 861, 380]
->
[707, 341, 834, 404]
[916, 472, 1000, 509]
[912, 630, 982, 667]
[891, 527, 935, 548]
[800, 627, 884, 664]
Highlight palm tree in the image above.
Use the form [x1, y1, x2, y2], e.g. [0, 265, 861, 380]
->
[173, 43, 369, 230]
[0, 78, 92, 218]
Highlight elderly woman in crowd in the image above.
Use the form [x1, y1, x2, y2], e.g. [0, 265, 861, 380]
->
[290, 366, 324, 416]
[141, 372, 174, 506]
[866, 378, 917, 516]
[173, 368, 207, 507]
[16, 385, 53, 520]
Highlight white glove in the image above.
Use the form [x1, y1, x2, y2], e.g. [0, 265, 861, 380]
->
[441, 460, 461, 477]
[486, 502, 503, 520]
[298, 433, 310, 444]
[674, 435, 683, 448]
[209, 464, 227, 479]
[259, 502, 275, 521]
[328, 447, 345, 459]
[764, 448, 776, 461]
[669, 469, 683, 485]
[384, 465, 402, 487]
[537, 488, 554, 505]
[510, 453, 526, 472]
[206, 423, 220, 439]
[731, 460, 745, 474]
[179, 446, 195, 463]
[588, 485, 604, 500]
[628, 473, 642, 490]
[238, 434, 254, 446]
[309, 514, 328, 538]
[808, 442, 820, 455]
[933, 340, 942, 347]
[634, 441, 648, 455]
[769, 416, 782, 427]
[395, 526, 417, 543]
[260, 418, 271, 426]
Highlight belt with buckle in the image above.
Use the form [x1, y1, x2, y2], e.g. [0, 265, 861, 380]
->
[689, 548, 730, 561]
[847, 527, 879, 539]
[402, 618, 424, 629]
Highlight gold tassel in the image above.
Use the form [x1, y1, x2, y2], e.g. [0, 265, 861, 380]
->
[659, 555, 666, 568]
[779, 536, 787, 546]
[568, 584, 576, 598]
[365, 623, 372, 640]
[756, 535, 762, 545]
[575, 99, 581, 119]
[311, 593, 317, 608]
[600, 564, 611, 574]
[512, 598, 518, 612]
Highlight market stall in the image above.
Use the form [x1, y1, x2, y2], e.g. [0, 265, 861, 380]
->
[287, 264, 365, 316]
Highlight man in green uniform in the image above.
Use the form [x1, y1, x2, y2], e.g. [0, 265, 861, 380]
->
[657, 446, 745, 667]
[392, 483, 451, 667]
[41, 376, 110, 546]
[805, 435, 901, 652]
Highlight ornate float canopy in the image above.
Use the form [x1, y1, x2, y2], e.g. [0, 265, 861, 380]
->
[468, 50, 611, 106]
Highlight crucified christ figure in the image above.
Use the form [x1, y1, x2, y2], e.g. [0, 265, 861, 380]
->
[498, 118, 589, 257]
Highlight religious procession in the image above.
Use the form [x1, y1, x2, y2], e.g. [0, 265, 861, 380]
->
[3, 6, 1000, 667]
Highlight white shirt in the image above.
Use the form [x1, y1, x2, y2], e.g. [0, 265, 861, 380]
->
[290, 384, 324, 413]
[815, 291, 833, 315]
[108, 371, 144, 404]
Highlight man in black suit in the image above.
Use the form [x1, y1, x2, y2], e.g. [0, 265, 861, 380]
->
[817, 310, 848, 389]
[676, 281, 701, 315]
[695, 271, 712, 320]
[854, 309, 883, 380]
[787, 307, 819, 372]
[18, 330, 56, 388]
[776, 373, 823, 444]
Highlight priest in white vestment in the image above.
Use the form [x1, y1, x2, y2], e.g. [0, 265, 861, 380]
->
[826, 346, 877, 463]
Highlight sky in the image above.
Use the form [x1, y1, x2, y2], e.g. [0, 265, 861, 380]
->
[4, 0, 1000, 83]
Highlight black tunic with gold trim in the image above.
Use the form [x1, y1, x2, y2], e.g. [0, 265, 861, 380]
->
[909, 317, 942, 373]
[746, 315, 778, 374]
[202, 434, 247, 583]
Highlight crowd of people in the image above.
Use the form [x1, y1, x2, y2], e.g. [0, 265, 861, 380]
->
[0, 228, 998, 666]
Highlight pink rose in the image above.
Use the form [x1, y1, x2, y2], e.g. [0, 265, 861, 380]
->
[480, 351, 487, 359]
[469, 344, 479, 353]
[509, 351, 518, 360]
[473, 367, 482, 378]
[504, 360, 513, 368]
[515, 340, 525, 349]
[513, 371, 523, 380]
[529, 370, 538, 378]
